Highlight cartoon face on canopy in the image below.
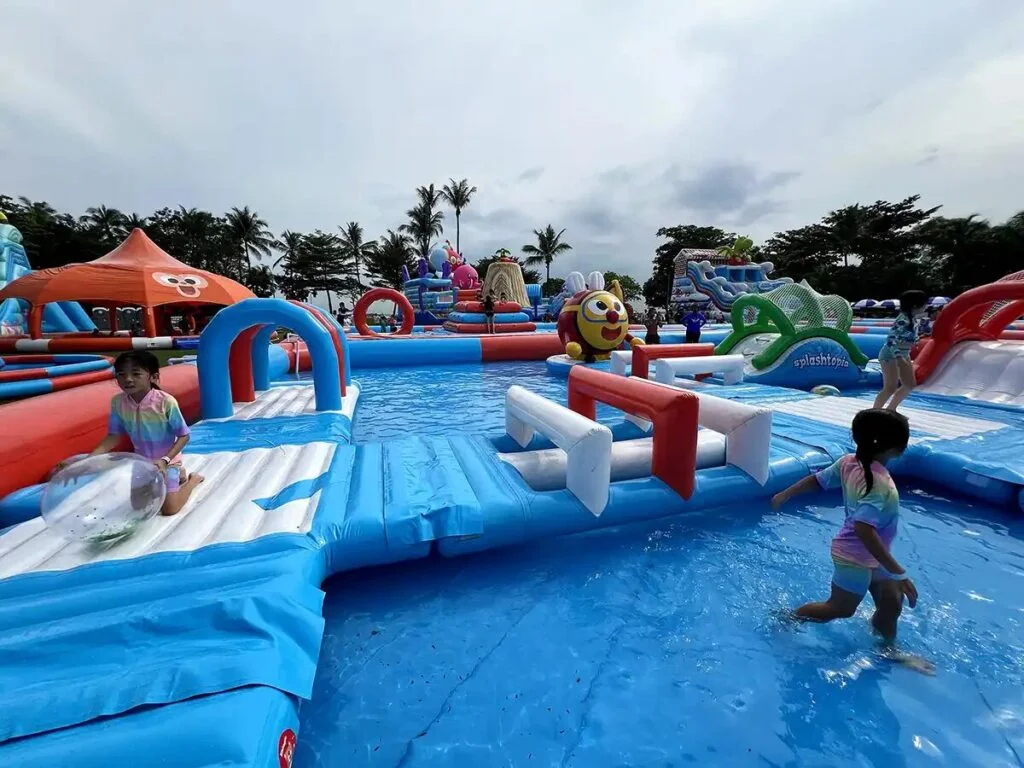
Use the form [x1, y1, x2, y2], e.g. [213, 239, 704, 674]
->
[153, 272, 208, 299]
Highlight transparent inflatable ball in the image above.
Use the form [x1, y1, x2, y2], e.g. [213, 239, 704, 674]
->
[42, 453, 166, 544]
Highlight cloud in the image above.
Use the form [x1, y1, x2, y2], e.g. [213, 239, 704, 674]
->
[2, 0, 1023, 293]
[516, 167, 544, 183]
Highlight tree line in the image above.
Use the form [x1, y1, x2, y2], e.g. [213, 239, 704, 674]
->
[0, 185, 594, 312]
[642, 196, 1024, 308]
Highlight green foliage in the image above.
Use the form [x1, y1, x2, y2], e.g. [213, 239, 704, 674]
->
[400, 185, 445, 258]
[542, 277, 565, 297]
[643, 225, 734, 308]
[521, 225, 572, 283]
[337, 221, 378, 292]
[602, 271, 642, 302]
[368, 229, 417, 290]
[275, 230, 353, 312]
[441, 178, 477, 254]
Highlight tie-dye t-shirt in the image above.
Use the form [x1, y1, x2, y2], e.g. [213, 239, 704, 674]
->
[815, 454, 900, 567]
[108, 389, 190, 463]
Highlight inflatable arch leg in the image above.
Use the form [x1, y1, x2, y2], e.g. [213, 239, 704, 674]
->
[199, 298, 345, 419]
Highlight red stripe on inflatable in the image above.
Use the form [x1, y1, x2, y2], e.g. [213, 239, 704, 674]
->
[293, 302, 348, 396]
[49, 368, 115, 391]
[568, 366, 699, 500]
[0, 364, 200, 500]
[480, 334, 563, 362]
[1000, 330, 1024, 340]
[0, 368, 50, 383]
[446, 322, 537, 334]
[1, 354, 57, 365]
[453, 301, 522, 313]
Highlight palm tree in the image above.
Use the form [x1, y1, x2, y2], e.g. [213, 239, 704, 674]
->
[400, 201, 445, 258]
[274, 230, 304, 269]
[368, 229, 416, 289]
[521, 225, 572, 283]
[338, 221, 377, 294]
[81, 205, 126, 243]
[441, 178, 477, 255]
[226, 206, 274, 279]
[416, 183, 443, 209]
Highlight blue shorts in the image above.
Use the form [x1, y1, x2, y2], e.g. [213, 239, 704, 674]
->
[832, 556, 894, 597]
[878, 344, 911, 363]
[164, 465, 182, 493]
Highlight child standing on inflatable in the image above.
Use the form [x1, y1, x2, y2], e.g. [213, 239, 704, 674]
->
[873, 290, 928, 411]
[73, 351, 204, 516]
[483, 291, 496, 334]
[772, 410, 929, 662]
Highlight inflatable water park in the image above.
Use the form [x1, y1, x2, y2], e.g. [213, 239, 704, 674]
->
[1, 215, 1023, 765]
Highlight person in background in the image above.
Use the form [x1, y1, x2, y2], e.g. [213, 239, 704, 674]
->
[185, 313, 197, 336]
[873, 290, 929, 411]
[644, 311, 661, 345]
[483, 290, 496, 334]
[336, 303, 349, 326]
[682, 304, 706, 343]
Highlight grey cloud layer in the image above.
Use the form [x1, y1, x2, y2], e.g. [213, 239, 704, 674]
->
[2, 0, 1022, 283]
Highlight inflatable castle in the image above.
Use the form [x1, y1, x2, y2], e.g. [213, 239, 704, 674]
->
[443, 255, 539, 334]
[671, 247, 793, 311]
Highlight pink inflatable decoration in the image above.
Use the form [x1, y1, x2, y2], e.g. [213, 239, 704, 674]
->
[452, 263, 480, 289]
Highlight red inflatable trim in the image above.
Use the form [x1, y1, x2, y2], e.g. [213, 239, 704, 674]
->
[292, 301, 347, 397]
[0, 364, 200, 500]
[480, 333, 563, 362]
[567, 366, 699, 500]
[442, 322, 537, 334]
[630, 343, 715, 381]
[914, 277, 1024, 383]
[453, 301, 521, 313]
[354, 288, 415, 338]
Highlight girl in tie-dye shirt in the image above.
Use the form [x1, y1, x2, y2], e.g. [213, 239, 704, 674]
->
[772, 409, 915, 642]
[77, 351, 204, 516]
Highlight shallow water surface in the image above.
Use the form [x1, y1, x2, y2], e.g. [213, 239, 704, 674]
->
[296, 486, 1024, 767]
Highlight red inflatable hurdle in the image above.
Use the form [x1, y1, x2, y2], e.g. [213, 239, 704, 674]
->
[453, 301, 522, 313]
[630, 343, 715, 380]
[567, 366, 699, 500]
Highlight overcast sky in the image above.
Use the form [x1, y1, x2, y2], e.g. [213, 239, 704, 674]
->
[3, 0, 1023, 282]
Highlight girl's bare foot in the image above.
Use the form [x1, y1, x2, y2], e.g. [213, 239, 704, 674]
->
[161, 473, 205, 516]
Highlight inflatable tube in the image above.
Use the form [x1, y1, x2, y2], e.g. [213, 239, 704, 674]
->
[447, 311, 532, 324]
[613, 343, 716, 380]
[0, 363, 200, 499]
[354, 288, 415, 338]
[505, 385, 612, 515]
[0, 336, 177, 354]
[453, 301, 521, 313]
[442, 322, 538, 334]
[0, 354, 114, 399]
[350, 336, 482, 368]
[568, 366, 699, 499]
[654, 354, 746, 385]
[480, 333, 563, 362]
[199, 299, 343, 419]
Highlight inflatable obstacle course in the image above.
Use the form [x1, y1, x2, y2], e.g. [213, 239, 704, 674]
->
[715, 281, 872, 388]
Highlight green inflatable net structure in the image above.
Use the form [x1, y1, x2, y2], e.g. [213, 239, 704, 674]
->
[716, 281, 868, 370]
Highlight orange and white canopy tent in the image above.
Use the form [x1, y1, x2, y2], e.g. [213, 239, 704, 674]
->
[0, 229, 254, 337]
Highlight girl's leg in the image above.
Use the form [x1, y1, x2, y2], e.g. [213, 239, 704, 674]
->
[886, 357, 917, 411]
[161, 466, 205, 516]
[795, 582, 863, 622]
[872, 358, 900, 409]
[868, 579, 904, 642]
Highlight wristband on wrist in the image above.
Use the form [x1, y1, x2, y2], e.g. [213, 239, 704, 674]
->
[886, 570, 909, 581]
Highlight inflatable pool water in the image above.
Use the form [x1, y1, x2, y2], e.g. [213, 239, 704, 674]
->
[0, 274, 1023, 765]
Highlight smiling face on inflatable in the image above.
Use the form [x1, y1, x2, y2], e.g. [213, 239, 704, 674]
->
[557, 287, 631, 360]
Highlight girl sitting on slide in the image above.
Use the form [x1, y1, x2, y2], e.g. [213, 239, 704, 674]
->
[60, 351, 204, 516]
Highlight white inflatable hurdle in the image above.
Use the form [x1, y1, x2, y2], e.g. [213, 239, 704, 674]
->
[653, 354, 746, 386]
[504, 386, 613, 515]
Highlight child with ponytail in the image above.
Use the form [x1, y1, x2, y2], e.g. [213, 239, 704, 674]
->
[772, 408, 917, 643]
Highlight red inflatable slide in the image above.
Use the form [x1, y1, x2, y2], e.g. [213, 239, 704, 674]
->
[914, 270, 1024, 383]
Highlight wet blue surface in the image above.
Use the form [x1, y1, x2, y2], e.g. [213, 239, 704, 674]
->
[347, 362, 621, 443]
[297, 488, 1024, 766]
[292, 360, 1024, 766]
